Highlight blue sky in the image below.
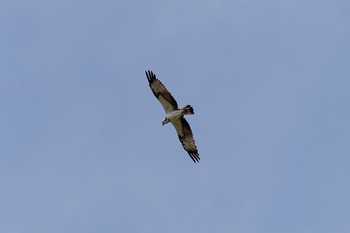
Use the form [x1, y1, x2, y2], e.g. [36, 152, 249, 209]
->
[1, 0, 350, 232]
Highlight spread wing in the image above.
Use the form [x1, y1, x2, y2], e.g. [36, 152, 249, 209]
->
[146, 70, 178, 113]
[172, 117, 200, 163]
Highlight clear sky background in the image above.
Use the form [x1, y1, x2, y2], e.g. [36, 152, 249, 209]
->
[1, 0, 350, 232]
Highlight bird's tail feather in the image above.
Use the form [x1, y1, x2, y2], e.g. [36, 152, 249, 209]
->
[182, 105, 194, 115]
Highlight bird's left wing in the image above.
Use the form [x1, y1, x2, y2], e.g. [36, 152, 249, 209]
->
[146, 70, 178, 113]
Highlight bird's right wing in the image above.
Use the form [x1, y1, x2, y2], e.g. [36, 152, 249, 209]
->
[172, 117, 200, 163]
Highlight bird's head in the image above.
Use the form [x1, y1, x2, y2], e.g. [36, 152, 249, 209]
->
[162, 118, 169, 126]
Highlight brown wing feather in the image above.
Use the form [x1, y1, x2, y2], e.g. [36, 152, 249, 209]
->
[146, 70, 178, 113]
[172, 117, 200, 163]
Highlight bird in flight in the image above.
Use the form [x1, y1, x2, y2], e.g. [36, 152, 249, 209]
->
[146, 70, 200, 163]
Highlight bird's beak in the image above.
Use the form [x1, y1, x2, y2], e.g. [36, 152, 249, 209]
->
[162, 122, 165, 126]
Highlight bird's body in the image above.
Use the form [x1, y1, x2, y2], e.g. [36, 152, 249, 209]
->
[163, 109, 183, 125]
[163, 105, 194, 125]
[146, 70, 200, 163]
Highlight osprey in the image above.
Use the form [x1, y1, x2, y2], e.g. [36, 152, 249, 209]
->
[146, 70, 200, 163]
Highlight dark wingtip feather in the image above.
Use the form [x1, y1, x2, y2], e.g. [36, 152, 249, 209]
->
[145, 70, 156, 83]
[188, 151, 200, 163]
[145, 70, 159, 98]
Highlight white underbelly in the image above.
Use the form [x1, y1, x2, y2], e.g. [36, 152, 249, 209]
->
[166, 110, 183, 121]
